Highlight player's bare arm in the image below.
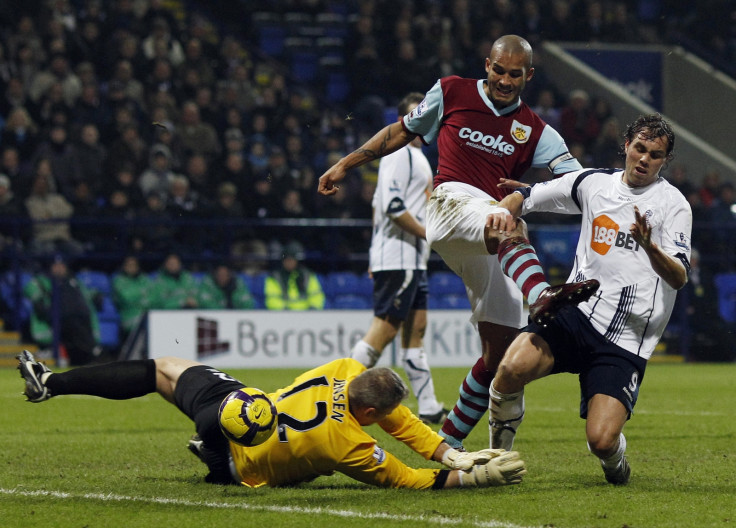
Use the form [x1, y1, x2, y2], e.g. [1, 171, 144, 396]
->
[393, 211, 426, 239]
[318, 121, 417, 195]
[630, 206, 688, 290]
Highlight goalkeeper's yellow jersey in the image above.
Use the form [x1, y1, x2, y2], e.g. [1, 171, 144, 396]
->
[230, 358, 445, 489]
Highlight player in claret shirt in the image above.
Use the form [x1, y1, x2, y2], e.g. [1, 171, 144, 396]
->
[319, 34, 597, 450]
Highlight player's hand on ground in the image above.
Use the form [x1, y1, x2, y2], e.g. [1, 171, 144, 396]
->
[460, 450, 527, 487]
[442, 448, 505, 471]
[486, 208, 517, 234]
[497, 178, 529, 190]
[317, 166, 346, 195]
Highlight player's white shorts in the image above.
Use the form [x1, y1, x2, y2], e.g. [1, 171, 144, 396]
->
[426, 182, 525, 329]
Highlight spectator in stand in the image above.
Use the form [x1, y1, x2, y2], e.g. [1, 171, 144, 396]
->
[1, 106, 41, 161]
[182, 153, 213, 197]
[0, 174, 26, 248]
[0, 146, 31, 200]
[105, 123, 148, 176]
[103, 163, 145, 209]
[559, 88, 600, 150]
[209, 181, 248, 253]
[24, 160, 84, 256]
[28, 52, 82, 108]
[30, 123, 82, 201]
[531, 88, 561, 132]
[264, 241, 325, 311]
[138, 143, 179, 198]
[132, 191, 175, 254]
[698, 170, 721, 209]
[72, 123, 107, 198]
[149, 253, 199, 310]
[592, 116, 623, 168]
[1, 76, 29, 119]
[176, 100, 220, 160]
[24, 254, 101, 366]
[112, 254, 152, 341]
[197, 263, 255, 310]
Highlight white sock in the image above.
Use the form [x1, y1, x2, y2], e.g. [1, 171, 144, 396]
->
[401, 347, 442, 416]
[489, 379, 525, 450]
[595, 433, 627, 468]
[351, 340, 381, 368]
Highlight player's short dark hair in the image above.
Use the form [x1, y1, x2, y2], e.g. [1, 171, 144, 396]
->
[397, 92, 425, 116]
[622, 113, 676, 160]
[349, 367, 409, 413]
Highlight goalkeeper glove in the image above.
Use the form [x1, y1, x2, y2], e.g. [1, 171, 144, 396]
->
[441, 447, 506, 471]
[458, 450, 527, 487]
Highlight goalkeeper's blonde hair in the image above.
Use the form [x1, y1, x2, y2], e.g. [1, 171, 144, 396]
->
[349, 368, 409, 413]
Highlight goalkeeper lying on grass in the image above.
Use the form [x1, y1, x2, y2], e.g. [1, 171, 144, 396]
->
[18, 351, 526, 489]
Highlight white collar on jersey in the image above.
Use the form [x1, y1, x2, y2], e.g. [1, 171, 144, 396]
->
[477, 79, 522, 117]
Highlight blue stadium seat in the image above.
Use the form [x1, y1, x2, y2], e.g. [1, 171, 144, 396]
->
[77, 270, 112, 295]
[331, 294, 372, 310]
[714, 273, 736, 323]
[241, 272, 267, 309]
[325, 72, 350, 102]
[291, 51, 319, 83]
[428, 272, 466, 296]
[323, 272, 373, 300]
[529, 226, 581, 269]
[258, 25, 286, 56]
[429, 294, 471, 310]
[98, 320, 120, 348]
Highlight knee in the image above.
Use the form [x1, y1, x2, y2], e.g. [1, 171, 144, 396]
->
[587, 426, 621, 458]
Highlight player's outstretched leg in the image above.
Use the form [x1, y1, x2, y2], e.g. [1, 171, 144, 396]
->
[18, 350, 157, 401]
[17, 350, 52, 402]
[498, 236, 599, 326]
[439, 357, 493, 449]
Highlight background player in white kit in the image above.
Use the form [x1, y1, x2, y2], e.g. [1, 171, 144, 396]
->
[319, 35, 597, 449]
[350, 92, 448, 424]
[488, 114, 691, 485]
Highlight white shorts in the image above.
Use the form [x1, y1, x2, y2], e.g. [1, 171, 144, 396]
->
[426, 182, 525, 328]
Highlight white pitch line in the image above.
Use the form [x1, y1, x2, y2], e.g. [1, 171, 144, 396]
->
[0, 487, 538, 528]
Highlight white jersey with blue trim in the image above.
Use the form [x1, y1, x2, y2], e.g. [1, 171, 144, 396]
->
[522, 169, 692, 359]
[370, 144, 432, 272]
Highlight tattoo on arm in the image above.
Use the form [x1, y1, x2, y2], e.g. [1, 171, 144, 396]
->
[356, 129, 393, 161]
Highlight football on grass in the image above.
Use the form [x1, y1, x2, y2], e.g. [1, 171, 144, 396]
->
[218, 387, 277, 447]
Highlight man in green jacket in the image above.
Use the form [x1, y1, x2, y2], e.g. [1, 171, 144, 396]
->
[24, 255, 100, 365]
[264, 242, 325, 310]
[112, 255, 152, 340]
[149, 253, 199, 309]
[197, 264, 255, 309]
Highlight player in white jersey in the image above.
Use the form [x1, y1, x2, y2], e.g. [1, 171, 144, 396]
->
[351, 93, 448, 424]
[487, 114, 691, 485]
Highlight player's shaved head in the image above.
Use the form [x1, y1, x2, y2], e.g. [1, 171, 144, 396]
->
[491, 35, 533, 70]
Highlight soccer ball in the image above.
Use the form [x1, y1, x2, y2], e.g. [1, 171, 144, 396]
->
[218, 387, 277, 447]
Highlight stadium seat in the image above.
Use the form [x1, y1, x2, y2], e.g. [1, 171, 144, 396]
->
[714, 273, 736, 323]
[77, 270, 112, 295]
[323, 272, 373, 300]
[98, 319, 120, 348]
[428, 272, 466, 296]
[258, 25, 286, 56]
[331, 294, 372, 310]
[241, 272, 267, 309]
[429, 294, 471, 310]
[325, 72, 350, 102]
[291, 51, 319, 83]
[529, 226, 581, 269]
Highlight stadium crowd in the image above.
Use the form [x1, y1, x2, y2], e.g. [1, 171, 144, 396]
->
[0, 1, 734, 360]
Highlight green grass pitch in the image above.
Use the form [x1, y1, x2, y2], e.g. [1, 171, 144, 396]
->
[1, 361, 734, 528]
